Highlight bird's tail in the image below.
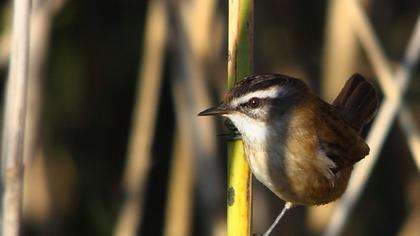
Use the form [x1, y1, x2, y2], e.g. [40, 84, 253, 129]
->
[333, 73, 379, 131]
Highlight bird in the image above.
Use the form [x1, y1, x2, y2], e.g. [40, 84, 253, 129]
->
[198, 73, 378, 235]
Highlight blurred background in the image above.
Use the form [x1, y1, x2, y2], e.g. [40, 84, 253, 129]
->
[0, 0, 420, 235]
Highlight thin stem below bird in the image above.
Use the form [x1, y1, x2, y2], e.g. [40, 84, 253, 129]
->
[262, 202, 292, 236]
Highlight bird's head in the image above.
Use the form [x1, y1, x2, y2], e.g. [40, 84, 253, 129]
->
[198, 74, 309, 142]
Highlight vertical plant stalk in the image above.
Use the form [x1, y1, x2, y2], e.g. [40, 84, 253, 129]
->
[163, 130, 193, 236]
[114, 0, 167, 235]
[23, 0, 68, 224]
[227, 0, 253, 235]
[1, 0, 32, 235]
[24, 0, 53, 166]
[165, 1, 225, 235]
[321, 0, 359, 101]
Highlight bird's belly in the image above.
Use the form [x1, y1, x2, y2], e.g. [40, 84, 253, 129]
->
[244, 144, 351, 205]
[244, 143, 296, 202]
[246, 151, 274, 189]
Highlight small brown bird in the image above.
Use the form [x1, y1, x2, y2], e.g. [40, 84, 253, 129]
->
[198, 73, 378, 235]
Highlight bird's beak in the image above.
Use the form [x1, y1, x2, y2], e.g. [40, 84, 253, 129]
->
[198, 103, 230, 116]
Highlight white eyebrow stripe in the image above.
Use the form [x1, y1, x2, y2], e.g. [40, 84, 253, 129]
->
[231, 86, 285, 107]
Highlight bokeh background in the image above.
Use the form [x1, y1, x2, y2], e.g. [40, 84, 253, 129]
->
[0, 0, 420, 235]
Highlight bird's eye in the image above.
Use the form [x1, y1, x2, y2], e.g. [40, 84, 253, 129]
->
[248, 97, 260, 108]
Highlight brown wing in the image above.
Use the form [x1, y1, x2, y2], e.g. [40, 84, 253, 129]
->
[316, 100, 370, 171]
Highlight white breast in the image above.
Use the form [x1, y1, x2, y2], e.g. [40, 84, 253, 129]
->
[225, 113, 268, 143]
[226, 113, 284, 191]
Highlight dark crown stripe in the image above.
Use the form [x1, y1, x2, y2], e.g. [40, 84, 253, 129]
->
[224, 74, 308, 103]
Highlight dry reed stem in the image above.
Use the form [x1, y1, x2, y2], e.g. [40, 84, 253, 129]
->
[24, 0, 53, 165]
[0, 0, 32, 235]
[163, 129, 193, 236]
[165, 85, 194, 236]
[177, 1, 226, 235]
[22, 0, 54, 223]
[165, 1, 224, 234]
[324, 5, 420, 236]
[114, 1, 168, 235]
[321, 0, 358, 102]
